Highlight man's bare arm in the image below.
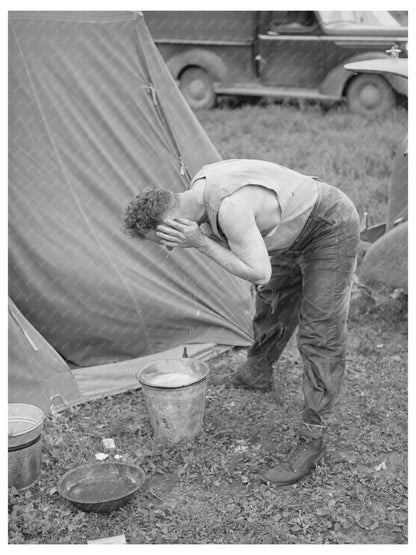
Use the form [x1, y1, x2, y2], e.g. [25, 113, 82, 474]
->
[198, 228, 271, 285]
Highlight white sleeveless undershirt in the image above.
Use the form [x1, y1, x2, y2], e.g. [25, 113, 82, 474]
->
[190, 159, 318, 252]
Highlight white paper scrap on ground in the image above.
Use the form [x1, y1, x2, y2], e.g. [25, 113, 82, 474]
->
[94, 452, 109, 461]
[375, 460, 387, 471]
[102, 438, 116, 450]
[234, 439, 249, 453]
[87, 534, 126, 544]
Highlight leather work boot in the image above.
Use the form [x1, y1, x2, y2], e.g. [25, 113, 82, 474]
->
[210, 357, 273, 392]
[262, 436, 326, 485]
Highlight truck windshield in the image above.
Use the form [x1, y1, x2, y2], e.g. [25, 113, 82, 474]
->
[319, 11, 403, 28]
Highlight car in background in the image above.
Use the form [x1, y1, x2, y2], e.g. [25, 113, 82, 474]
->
[344, 55, 408, 290]
[143, 10, 407, 115]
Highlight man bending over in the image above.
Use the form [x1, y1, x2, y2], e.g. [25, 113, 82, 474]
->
[123, 159, 360, 485]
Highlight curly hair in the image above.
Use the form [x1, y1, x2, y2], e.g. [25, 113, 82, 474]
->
[122, 188, 176, 238]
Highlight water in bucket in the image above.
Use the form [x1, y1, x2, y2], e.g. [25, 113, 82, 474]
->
[137, 359, 209, 443]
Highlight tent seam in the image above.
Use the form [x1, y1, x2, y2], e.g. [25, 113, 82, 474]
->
[134, 16, 192, 187]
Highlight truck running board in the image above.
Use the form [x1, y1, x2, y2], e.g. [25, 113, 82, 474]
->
[214, 84, 341, 101]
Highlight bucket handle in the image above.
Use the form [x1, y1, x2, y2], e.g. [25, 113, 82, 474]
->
[50, 394, 72, 415]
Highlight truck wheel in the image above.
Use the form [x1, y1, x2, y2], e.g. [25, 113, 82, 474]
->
[179, 67, 215, 110]
[346, 74, 396, 116]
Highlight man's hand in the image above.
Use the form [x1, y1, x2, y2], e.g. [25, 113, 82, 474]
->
[156, 198, 272, 285]
[156, 218, 207, 249]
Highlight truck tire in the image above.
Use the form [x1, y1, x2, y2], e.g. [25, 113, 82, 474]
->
[179, 67, 215, 110]
[346, 74, 396, 116]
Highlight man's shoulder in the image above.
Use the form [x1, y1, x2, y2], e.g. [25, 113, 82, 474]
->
[218, 192, 256, 228]
[220, 189, 251, 209]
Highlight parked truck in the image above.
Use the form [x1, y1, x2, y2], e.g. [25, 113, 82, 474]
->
[143, 10, 408, 115]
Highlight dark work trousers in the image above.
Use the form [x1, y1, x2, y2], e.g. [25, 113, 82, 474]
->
[250, 180, 360, 438]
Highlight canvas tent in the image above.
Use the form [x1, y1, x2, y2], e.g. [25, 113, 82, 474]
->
[9, 11, 254, 413]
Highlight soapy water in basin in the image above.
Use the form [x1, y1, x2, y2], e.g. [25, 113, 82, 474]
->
[68, 476, 136, 503]
[147, 372, 197, 388]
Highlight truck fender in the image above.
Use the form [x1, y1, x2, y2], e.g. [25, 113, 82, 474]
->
[164, 48, 229, 84]
[359, 221, 408, 291]
[387, 135, 408, 230]
[320, 52, 406, 98]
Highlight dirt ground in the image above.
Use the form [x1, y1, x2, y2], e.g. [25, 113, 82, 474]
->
[8, 285, 408, 544]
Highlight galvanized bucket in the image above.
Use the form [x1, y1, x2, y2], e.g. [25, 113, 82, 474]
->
[137, 359, 209, 443]
[8, 403, 44, 490]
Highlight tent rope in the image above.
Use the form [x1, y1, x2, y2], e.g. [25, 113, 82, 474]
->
[145, 82, 192, 186]
[135, 13, 192, 186]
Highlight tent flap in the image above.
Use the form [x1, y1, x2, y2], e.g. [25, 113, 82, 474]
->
[8, 298, 83, 413]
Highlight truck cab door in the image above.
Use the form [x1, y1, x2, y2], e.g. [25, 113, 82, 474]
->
[257, 11, 328, 88]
